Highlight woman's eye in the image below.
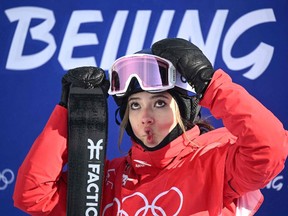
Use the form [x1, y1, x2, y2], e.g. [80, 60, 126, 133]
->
[155, 100, 166, 108]
[130, 102, 140, 110]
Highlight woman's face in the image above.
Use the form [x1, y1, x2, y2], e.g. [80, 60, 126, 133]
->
[128, 91, 178, 148]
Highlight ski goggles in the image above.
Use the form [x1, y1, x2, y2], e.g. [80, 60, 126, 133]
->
[108, 54, 195, 96]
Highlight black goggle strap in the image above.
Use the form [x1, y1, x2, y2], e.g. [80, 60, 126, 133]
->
[191, 96, 201, 123]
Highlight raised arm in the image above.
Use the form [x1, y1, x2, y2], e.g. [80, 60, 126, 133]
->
[13, 66, 110, 215]
[201, 69, 288, 195]
[152, 37, 288, 198]
[13, 105, 68, 215]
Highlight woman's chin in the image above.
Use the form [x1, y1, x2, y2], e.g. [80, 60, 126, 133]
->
[143, 140, 159, 148]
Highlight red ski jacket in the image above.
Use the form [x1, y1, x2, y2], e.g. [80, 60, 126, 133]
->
[13, 70, 288, 215]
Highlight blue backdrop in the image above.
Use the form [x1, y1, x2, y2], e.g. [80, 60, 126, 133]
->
[0, 0, 287, 215]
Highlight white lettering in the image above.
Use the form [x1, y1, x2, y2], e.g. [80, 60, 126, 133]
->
[88, 164, 101, 175]
[126, 10, 151, 54]
[87, 165, 100, 184]
[5, 7, 276, 81]
[86, 162, 101, 215]
[152, 10, 175, 44]
[101, 11, 129, 69]
[87, 183, 99, 196]
[5, 7, 56, 70]
[177, 10, 228, 65]
[266, 175, 284, 191]
[222, 9, 276, 79]
[58, 10, 102, 70]
[88, 171, 100, 184]
[86, 207, 97, 216]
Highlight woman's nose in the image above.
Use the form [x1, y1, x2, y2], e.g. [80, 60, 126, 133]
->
[141, 109, 154, 125]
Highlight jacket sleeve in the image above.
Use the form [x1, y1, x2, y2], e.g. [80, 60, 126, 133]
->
[200, 69, 288, 198]
[13, 105, 68, 215]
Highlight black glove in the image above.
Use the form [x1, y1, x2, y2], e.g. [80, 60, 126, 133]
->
[152, 38, 214, 98]
[59, 66, 110, 108]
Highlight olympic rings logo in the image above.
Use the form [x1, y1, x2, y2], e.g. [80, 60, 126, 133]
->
[102, 186, 183, 216]
[0, 169, 15, 190]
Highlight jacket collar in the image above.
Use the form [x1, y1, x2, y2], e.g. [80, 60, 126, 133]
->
[127, 126, 201, 175]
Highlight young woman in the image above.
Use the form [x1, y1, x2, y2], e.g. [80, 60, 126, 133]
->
[13, 38, 288, 215]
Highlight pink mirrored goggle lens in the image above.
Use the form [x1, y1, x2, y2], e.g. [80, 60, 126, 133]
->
[108, 55, 176, 96]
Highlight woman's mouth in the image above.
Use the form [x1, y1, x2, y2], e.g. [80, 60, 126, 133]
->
[144, 128, 154, 143]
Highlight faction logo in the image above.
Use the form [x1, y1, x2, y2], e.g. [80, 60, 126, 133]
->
[86, 138, 105, 215]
